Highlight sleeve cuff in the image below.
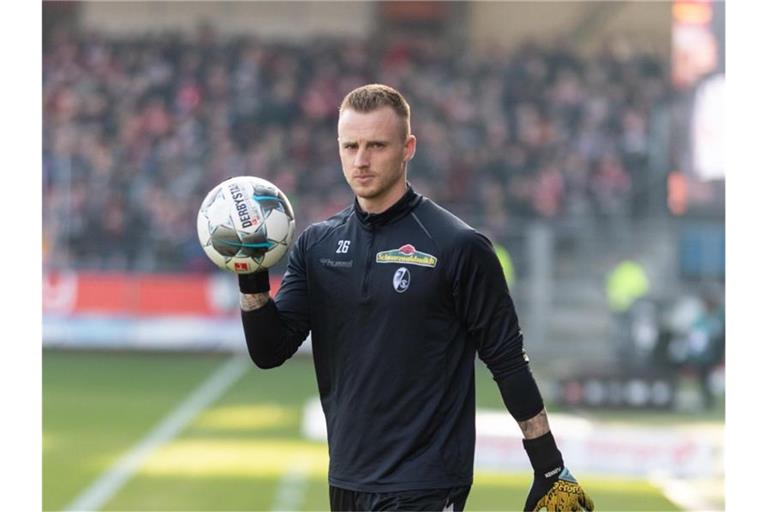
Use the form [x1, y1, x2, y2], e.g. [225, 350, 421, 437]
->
[238, 271, 270, 294]
[522, 431, 564, 475]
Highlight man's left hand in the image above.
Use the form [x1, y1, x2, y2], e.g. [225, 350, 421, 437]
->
[524, 467, 594, 512]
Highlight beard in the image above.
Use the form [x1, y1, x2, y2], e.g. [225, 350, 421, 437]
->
[348, 165, 405, 201]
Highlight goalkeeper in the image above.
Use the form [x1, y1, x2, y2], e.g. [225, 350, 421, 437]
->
[238, 84, 593, 512]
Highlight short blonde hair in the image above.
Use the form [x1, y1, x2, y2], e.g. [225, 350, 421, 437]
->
[339, 83, 411, 140]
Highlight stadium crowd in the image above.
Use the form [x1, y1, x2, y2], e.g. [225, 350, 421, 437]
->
[43, 27, 669, 272]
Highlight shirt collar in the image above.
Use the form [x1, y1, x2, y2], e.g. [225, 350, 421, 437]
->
[354, 184, 421, 228]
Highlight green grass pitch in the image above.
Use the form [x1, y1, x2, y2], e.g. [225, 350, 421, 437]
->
[44, 349, 684, 511]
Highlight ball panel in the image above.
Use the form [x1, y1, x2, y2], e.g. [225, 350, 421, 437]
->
[264, 209, 290, 244]
[238, 223, 270, 258]
[203, 244, 229, 270]
[260, 244, 288, 269]
[224, 180, 262, 234]
[205, 188, 235, 228]
[210, 225, 242, 257]
[196, 207, 213, 247]
[225, 258, 260, 274]
[277, 190, 295, 220]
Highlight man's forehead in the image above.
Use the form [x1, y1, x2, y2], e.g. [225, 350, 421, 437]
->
[338, 107, 403, 139]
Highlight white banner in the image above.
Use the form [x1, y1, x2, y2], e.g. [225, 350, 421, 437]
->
[302, 400, 723, 478]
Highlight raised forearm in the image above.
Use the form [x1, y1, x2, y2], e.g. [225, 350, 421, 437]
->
[240, 299, 296, 368]
[238, 273, 287, 368]
[237, 262, 309, 369]
[517, 408, 551, 439]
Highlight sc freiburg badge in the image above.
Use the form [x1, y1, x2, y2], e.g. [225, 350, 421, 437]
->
[393, 267, 411, 293]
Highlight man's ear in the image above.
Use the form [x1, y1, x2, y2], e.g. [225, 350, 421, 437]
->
[404, 134, 417, 162]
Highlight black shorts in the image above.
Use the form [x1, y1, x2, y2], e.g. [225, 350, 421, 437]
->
[329, 485, 471, 511]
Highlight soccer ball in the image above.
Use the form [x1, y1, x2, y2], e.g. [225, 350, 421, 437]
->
[197, 176, 296, 273]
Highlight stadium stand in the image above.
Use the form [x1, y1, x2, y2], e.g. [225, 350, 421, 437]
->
[43, 28, 669, 273]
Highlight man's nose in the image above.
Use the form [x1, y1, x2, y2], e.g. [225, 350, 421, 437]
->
[354, 148, 370, 168]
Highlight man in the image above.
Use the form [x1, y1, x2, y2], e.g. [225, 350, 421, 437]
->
[238, 84, 593, 511]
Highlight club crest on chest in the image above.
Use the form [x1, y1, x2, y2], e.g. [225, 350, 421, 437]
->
[392, 267, 411, 293]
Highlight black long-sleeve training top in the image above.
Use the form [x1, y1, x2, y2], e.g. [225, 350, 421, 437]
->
[241, 185, 543, 492]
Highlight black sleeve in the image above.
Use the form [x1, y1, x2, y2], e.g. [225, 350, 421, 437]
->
[450, 230, 544, 421]
[241, 231, 311, 368]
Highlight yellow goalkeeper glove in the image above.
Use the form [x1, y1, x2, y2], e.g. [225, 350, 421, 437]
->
[523, 432, 594, 511]
[525, 467, 594, 511]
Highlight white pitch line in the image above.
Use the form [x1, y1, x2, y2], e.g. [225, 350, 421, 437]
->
[650, 475, 723, 512]
[63, 356, 250, 512]
[270, 459, 311, 512]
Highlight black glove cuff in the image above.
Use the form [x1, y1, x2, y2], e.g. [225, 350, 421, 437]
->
[523, 431, 564, 476]
[238, 271, 270, 294]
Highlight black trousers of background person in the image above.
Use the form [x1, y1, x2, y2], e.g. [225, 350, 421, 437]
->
[329, 485, 471, 511]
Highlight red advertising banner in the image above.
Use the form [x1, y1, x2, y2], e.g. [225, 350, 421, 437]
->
[43, 272, 281, 317]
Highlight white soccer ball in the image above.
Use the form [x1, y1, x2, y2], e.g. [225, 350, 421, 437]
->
[197, 176, 296, 273]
